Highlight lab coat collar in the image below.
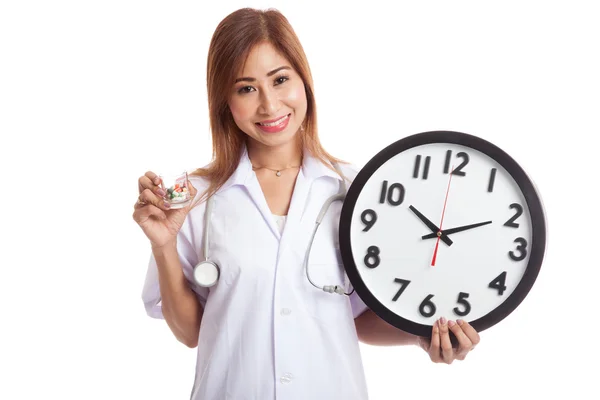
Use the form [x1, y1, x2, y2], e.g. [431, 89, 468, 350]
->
[301, 147, 342, 183]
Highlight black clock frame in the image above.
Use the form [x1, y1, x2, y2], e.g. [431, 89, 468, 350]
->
[339, 130, 547, 338]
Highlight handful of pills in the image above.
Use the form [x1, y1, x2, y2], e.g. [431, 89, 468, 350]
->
[159, 171, 191, 209]
[167, 183, 189, 202]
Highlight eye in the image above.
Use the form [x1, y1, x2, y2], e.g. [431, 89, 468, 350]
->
[237, 86, 255, 94]
[275, 75, 289, 85]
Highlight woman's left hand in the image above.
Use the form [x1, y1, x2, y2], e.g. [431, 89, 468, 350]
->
[417, 317, 480, 364]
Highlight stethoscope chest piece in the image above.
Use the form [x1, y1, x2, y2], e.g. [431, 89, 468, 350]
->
[193, 261, 220, 287]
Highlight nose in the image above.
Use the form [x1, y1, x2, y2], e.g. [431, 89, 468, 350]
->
[258, 87, 280, 116]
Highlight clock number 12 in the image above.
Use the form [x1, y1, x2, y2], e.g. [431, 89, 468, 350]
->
[444, 150, 469, 176]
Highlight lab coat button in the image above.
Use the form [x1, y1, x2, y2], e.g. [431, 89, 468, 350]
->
[280, 373, 294, 383]
[280, 308, 292, 316]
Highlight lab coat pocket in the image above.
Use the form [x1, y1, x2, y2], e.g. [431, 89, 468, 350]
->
[300, 244, 351, 322]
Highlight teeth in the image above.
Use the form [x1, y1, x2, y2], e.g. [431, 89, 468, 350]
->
[258, 115, 288, 127]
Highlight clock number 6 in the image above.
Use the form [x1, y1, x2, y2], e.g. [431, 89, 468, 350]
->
[453, 292, 471, 317]
[419, 294, 437, 318]
[364, 246, 380, 268]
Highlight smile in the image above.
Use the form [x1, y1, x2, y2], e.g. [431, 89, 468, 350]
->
[256, 114, 290, 126]
[255, 114, 291, 133]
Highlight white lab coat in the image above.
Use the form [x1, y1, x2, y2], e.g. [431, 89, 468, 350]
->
[142, 144, 370, 400]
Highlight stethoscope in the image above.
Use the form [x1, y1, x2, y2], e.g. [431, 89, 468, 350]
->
[192, 162, 355, 296]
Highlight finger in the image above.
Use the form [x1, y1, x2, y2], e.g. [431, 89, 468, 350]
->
[187, 179, 197, 198]
[133, 203, 167, 223]
[138, 174, 166, 198]
[133, 198, 146, 209]
[457, 319, 480, 349]
[448, 320, 472, 360]
[438, 317, 454, 364]
[145, 171, 161, 185]
[139, 188, 171, 210]
[428, 320, 442, 363]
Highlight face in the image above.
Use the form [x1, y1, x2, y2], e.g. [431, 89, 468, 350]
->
[228, 42, 308, 150]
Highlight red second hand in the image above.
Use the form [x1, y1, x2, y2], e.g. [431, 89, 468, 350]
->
[431, 166, 454, 266]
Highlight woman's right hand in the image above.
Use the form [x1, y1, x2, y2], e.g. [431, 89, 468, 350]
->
[132, 171, 198, 250]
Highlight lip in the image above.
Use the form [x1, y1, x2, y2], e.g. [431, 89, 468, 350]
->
[255, 113, 291, 134]
[257, 114, 289, 124]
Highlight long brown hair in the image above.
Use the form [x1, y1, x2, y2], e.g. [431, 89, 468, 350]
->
[190, 7, 347, 205]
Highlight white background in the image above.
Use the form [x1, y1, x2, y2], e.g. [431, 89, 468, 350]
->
[1, 1, 598, 399]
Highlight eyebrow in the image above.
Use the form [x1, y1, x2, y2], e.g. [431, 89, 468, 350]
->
[234, 66, 291, 83]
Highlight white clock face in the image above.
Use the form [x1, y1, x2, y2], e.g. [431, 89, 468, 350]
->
[347, 142, 536, 328]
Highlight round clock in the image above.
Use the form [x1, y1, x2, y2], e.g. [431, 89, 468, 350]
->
[339, 130, 547, 339]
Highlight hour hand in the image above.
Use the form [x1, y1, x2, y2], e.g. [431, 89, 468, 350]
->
[408, 205, 453, 246]
[422, 221, 492, 239]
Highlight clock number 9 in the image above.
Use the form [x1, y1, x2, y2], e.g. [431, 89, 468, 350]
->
[379, 180, 405, 206]
[360, 209, 377, 232]
[509, 237, 528, 261]
[363, 246, 380, 269]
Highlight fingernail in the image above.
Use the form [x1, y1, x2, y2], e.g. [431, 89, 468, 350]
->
[448, 320, 456, 328]
[440, 317, 446, 325]
[154, 176, 161, 184]
[163, 202, 171, 209]
[457, 319, 464, 326]
[157, 188, 166, 196]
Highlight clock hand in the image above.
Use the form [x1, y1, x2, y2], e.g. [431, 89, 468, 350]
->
[431, 165, 454, 266]
[409, 205, 453, 246]
[422, 221, 492, 239]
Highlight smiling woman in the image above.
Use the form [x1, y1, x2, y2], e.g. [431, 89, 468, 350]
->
[131, 6, 480, 400]
[228, 43, 307, 152]
[189, 8, 345, 206]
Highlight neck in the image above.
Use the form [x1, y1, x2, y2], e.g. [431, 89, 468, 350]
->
[247, 138, 303, 169]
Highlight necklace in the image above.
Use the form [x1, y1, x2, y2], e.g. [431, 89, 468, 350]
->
[251, 164, 301, 177]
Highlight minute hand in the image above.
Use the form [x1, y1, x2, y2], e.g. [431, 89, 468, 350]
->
[422, 221, 492, 239]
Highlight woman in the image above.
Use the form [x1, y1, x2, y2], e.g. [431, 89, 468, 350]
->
[132, 7, 480, 399]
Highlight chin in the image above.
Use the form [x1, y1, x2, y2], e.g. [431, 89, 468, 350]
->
[251, 126, 301, 148]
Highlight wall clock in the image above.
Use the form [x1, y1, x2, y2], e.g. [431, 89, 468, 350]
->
[339, 130, 547, 338]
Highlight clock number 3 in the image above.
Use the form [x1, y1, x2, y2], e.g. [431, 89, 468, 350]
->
[363, 246, 380, 268]
[509, 237, 528, 261]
